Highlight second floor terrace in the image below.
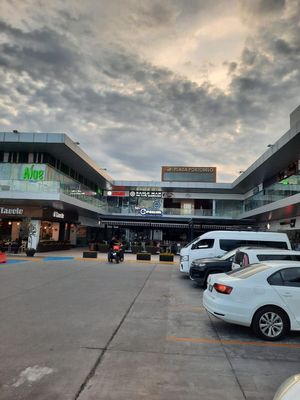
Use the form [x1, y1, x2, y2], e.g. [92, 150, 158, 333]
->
[1, 176, 300, 221]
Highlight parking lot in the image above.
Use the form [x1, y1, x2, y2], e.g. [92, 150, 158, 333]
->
[1, 258, 300, 399]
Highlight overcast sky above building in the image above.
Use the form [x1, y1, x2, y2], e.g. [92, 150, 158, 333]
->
[0, 0, 299, 181]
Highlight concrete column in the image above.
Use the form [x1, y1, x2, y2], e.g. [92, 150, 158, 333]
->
[28, 220, 41, 249]
[11, 222, 20, 241]
[51, 222, 60, 241]
[69, 225, 77, 245]
[212, 199, 216, 217]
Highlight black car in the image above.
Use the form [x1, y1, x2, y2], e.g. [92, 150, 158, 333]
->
[189, 249, 236, 287]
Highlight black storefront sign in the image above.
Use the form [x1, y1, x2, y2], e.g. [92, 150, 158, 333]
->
[42, 208, 78, 222]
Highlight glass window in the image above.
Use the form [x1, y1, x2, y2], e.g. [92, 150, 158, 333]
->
[219, 249, 237, 260]
[220, 239, 246, 251]
[258, 254, 300, 261]
[261, 241, 288, 249]
[18, 152, 28, 163]
[183, 236, 200, 248]
[60, 162, 69, 175]
[192, 239, 214, 249]
[268, 271, 284, 286]
[9, 152, 18, 162]
[244, 240, 288, 249]
[226, 263, 271, 278]
[281, 268, 300, 287]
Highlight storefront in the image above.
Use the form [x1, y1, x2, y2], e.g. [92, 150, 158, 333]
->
[0, 204, 79, 251]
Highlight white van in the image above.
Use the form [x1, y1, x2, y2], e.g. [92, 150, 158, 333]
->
[179, 230, 291, 274]
[231, 247, 300, 270]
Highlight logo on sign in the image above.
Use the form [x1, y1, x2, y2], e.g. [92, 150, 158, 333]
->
[53, 211, 64, 219]
[22, 164, 45, 181]
[140, 208, 162, 216]
[0, 207, 24, 215]
[153, 200, 161, 209]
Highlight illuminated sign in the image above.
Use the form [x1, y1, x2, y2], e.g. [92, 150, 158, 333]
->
[129, 191, 162, 198]
[140, 208, 162, 216]
[22, 164, 46, 181]
[0, 207, 24, 215]
[53, 211, 65, 219]
[111, 191, 126, 197]
[163, 166, 215, 173]
[161, 166, 216, 182]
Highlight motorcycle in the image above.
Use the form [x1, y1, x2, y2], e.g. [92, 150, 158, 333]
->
[108, 244, 123, 263]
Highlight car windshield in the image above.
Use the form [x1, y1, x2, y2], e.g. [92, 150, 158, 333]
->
[183, 237, 200, 249]
[218, 249, 237, 260]
[226, 263, 271, 279]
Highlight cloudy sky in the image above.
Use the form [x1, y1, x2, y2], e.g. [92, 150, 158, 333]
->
[1, 0, 300, 182]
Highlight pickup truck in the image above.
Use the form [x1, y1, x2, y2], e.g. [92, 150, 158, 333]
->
[189, 249, 236, 288]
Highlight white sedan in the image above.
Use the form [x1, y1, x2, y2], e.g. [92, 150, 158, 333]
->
[273, 374, 300, 399]
[203, 261, 300, 341]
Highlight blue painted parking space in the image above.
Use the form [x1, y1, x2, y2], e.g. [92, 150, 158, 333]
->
[7, 259, 28, 264]
[44, 257, 75, 261]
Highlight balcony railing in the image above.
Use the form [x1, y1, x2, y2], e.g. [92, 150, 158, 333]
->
[0, 179, 106, 210]
[0, 180, 253, 218]
[0, 179, 60, 193]
[163, 208, 213, 216]
[245, 181, 300, 212]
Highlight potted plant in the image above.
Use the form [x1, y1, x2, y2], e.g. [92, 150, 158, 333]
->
[159, 253, 174, 262]
[136, 252, 151, 261]
[26, 248, 36, 257]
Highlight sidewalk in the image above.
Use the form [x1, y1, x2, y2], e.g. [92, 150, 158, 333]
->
[7, 248, 180, 263]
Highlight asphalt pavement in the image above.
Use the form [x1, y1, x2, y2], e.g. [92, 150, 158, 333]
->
[1, 257, 300, 400]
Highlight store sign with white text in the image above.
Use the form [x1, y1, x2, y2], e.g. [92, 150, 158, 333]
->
[129, 191, 162, 198]
[53, 211, 65, 219]
[139, 208, 162, 216]
[0, 207, 24, 215]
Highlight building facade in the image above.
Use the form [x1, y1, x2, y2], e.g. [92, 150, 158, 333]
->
[1, 106, 300, 250]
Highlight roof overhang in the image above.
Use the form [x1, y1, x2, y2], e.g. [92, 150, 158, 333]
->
[0, 132, 113, 188]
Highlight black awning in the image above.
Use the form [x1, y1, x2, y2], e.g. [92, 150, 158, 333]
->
[100, 220, 189, 228]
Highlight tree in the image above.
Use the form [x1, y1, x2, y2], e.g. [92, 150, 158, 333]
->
[20, 218, 37, 249]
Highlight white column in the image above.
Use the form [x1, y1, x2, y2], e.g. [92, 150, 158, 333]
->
[212, 199, 216, 217]
[28, 220, 41, 249]
[69, 225, 77, 245]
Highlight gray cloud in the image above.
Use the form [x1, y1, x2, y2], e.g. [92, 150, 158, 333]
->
[0, 0, 300, 182]
[0, 20, 82, 82]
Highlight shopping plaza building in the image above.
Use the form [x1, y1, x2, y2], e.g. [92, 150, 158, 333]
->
[1, 106, 300, 251]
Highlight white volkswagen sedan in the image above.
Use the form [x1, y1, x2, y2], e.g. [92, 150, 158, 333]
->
[203, 261, 300, 341]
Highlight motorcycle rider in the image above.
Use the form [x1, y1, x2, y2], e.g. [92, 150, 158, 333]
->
[108, 236, 121, 262]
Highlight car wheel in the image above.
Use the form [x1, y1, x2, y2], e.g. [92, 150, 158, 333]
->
[252, 306, 290, 341]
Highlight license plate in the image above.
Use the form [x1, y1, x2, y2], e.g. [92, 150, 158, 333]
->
[209, 284, 213, 292]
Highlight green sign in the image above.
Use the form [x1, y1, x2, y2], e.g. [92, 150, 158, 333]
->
[22, 164, 46, 181]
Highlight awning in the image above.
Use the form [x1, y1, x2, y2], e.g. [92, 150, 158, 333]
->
[100, 220, 189, 228]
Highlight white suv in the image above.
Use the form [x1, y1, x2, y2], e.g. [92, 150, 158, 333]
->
[232, 247, 300, 270]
